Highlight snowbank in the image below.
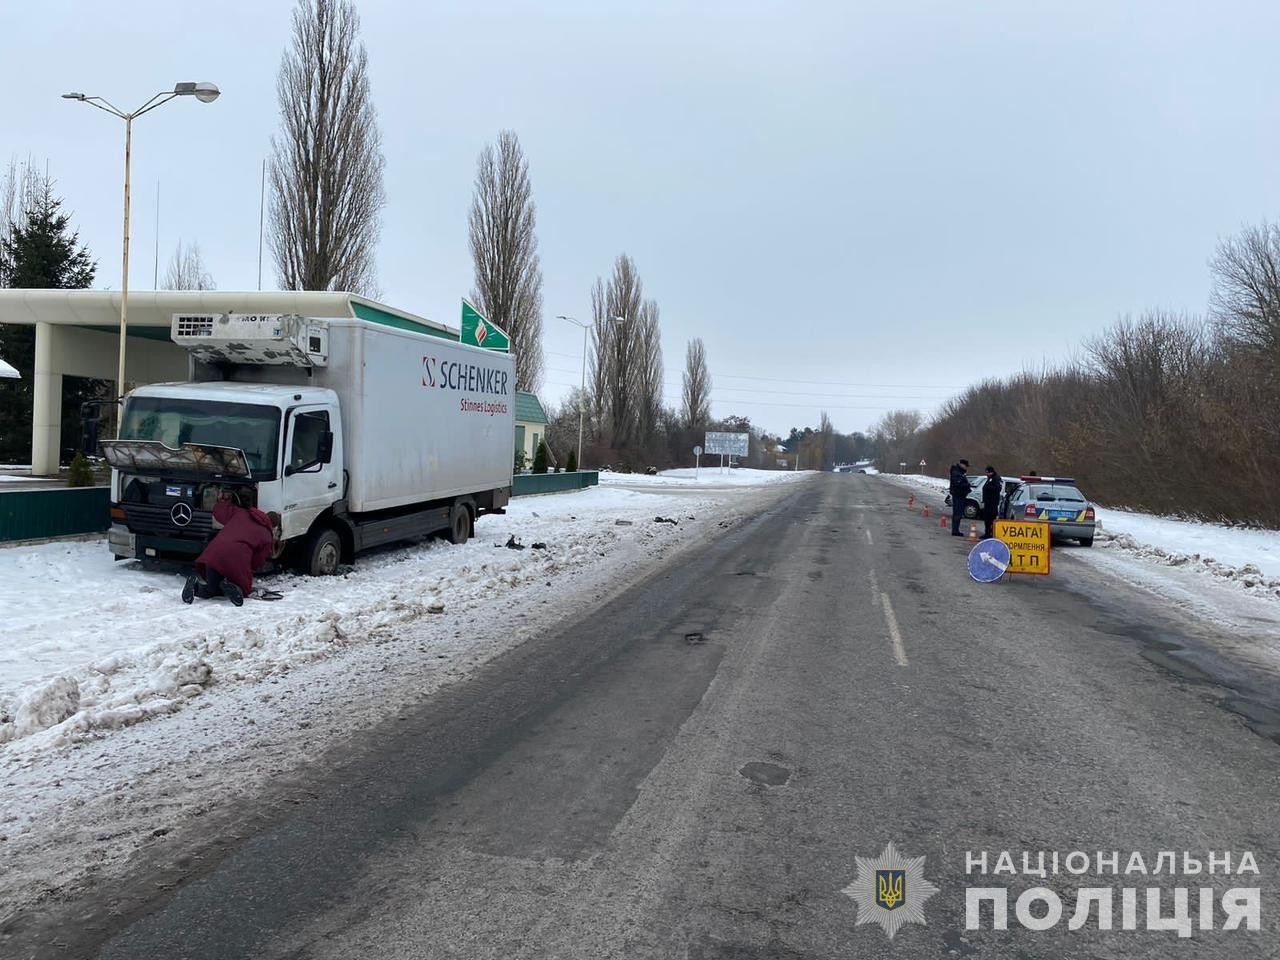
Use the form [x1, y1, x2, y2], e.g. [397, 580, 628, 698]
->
[0, 479, 785, 753]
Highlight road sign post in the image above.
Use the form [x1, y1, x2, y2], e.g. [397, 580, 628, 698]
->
[967, 538, 1011, 582]
[993, 520, 1051, 575]
[703, 432, 748, 476]
[693, 444, 702, 479]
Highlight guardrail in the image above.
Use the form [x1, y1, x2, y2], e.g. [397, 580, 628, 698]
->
[511, 470, 600, 497]
[0, 487, 111, 542]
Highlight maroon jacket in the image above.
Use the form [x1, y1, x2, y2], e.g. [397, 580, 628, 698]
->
[195, 502, 275, 593]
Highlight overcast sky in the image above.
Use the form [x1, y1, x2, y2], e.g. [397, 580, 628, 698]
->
[4, 0, 1279, 436]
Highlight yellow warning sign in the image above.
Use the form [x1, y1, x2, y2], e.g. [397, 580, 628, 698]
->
[994, 519, 1051, 576]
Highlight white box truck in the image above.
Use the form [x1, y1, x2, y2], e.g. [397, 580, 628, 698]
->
[96, 312, 515, 574]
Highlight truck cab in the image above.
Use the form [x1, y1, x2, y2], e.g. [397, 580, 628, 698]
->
[105, 381, 341, 564]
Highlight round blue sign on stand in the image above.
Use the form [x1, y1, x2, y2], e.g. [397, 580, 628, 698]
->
[967, 538, 1011, 583]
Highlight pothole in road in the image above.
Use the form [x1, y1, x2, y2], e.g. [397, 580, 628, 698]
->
[739, 761, 791, 787]
[685, 632, 707, 645]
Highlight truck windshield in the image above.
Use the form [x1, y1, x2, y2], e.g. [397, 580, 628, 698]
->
[120, 397, 282, 479]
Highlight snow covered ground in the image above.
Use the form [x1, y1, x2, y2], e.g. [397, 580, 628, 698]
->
[0, 470, 804, 926]
[597, 467, 812, 487]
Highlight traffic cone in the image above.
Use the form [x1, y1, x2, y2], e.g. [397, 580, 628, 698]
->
[967, 521, 978, 542]
[939, 514, 947, 529]
[907, 495, 915, 509]
[922, 505, 930, 519]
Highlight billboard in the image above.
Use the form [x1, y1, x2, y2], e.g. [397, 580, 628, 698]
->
[703, 431, 748, 456]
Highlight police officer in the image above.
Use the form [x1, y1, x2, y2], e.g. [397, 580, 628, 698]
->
[981, 465, 1003, 539]
[948, 459, 970, 536]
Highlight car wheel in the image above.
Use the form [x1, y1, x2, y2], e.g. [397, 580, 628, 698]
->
[963, 502, 980, 519]
[1079, 537, 1094, 548]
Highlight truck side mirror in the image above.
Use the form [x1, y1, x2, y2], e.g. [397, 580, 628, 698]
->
[318, 431, 334, 464]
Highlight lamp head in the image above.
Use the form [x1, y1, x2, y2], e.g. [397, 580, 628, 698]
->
[173, 82, 220, 103]
[62, 92, 86, 100]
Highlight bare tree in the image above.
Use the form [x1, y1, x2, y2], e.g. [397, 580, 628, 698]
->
[634, 299, 663, 444]
[162, 240, 216, 291]
[468, 130, 544, 391]
[0, 157, 42, 285]
[817, 410, 835, 470]
[268, 0, 385, 296]
[590, 254, 644, 446]
[681, 337, 712, 429]
[1209, 221, 1280, 356]
[873, 408, 922, 471]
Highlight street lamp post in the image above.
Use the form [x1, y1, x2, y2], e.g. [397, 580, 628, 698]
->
[556, 313, 625, 471]
[63, 82, 220, 435]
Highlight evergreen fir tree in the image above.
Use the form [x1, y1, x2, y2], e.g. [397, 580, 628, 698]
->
[532, 439, 549, 474]
[0, 180, 99, 464]
[66, 451, 95, 487]
[566, 448, 578, 473]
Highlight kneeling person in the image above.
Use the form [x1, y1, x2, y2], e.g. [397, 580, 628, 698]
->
[183, 499, 281, 606]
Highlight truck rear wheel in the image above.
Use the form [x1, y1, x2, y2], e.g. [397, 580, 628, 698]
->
[302, 527, 342, 576]
[448, 502, 471, 545]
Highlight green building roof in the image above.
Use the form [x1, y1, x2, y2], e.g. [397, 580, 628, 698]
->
[515, 391, 548, 424]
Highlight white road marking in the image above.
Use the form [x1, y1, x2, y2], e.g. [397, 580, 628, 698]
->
[880, 592, 909, 667]
[865, 529, 873, 546]
[868, 568, 879, 594]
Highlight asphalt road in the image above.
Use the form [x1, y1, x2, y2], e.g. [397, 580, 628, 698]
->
[37, 475, 1280, 957]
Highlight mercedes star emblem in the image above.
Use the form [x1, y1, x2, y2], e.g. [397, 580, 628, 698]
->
[170, 503, 193, 527]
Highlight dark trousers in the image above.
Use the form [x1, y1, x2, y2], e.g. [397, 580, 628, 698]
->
[194, 567, 227, 599]
[951, 500, 966, 535]
[982, 505, 998, 539]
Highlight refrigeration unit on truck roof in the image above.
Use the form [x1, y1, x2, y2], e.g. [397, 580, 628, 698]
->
[171, 312, 329, 367]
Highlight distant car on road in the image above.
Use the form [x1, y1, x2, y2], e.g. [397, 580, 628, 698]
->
[1001, 476, 1097, 546]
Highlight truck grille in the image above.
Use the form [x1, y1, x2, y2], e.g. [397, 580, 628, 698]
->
[123, 503, 215, 541]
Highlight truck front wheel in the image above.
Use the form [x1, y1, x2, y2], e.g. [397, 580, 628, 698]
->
[448, 502, 472, 545]
[302, 527, 342, 576]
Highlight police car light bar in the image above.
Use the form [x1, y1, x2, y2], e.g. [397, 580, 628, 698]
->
[1020, 475, 1074, 483]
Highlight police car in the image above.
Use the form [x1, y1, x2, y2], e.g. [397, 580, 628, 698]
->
[1001, 475, 1097, 547]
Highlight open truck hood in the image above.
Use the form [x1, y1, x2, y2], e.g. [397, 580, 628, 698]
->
[98, 440, 252, 479]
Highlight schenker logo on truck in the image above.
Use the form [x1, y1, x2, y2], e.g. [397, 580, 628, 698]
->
[421, 355, 510, 416]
